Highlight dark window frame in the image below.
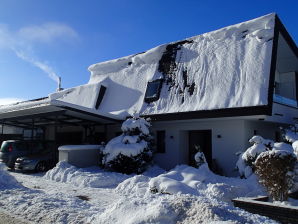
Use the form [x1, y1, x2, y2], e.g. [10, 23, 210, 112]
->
[144, 79, 163, 103]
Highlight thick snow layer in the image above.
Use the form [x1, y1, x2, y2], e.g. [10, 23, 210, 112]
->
[121, 116, 150, 135]
[45, 161, 128, 188]
[103, 135, 148, 163]
[85, 14, 275, 119]
[58, 145, 103, 151]
[0, 162, 277, 223]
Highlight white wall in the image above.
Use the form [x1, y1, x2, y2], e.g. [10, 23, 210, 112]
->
[152, 119, 247, 176]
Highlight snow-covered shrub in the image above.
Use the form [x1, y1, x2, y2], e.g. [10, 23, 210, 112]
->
[281, 124, 298, 143]
[102, 115, 153, 174]
[194, 151, 207, 168]
[236, 136, 272, 178]
[255, 150, 296, 201]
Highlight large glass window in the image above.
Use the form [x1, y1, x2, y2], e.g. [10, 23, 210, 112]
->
[274, 33, 298, 107]
[144, 79, 163, 103]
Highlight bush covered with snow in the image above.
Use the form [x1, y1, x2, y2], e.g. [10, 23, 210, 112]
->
[255, 150, 296, 201]
[281, 124, 298, 143]
[102, 115, 153, 174]
[236, 136, 272, 178]
[235, 134, 298, 179]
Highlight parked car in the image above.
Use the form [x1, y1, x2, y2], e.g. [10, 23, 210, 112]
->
[0, 140, 56, 169]
[15, 148, 57, 172]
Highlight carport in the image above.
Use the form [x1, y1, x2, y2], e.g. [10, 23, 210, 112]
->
[0, 97, 120, 145]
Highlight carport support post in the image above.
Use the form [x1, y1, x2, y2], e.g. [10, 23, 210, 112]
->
[1, 121, 3, 135]
[31, 118, 35, 140]
[1, 120, 3, 142]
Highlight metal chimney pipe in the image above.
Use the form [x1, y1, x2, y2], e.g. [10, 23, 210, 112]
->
[56, 77, 63, 92]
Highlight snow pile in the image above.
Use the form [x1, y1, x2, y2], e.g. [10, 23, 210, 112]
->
[0, 163, 22, 189]
[149, 164, 264, 201]
[45, 161, 129, 188]
[236, 136, 272, 178]
[1, 161, 276, 224]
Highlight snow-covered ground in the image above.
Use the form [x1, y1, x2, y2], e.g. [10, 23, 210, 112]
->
[0, 162, 277, 224]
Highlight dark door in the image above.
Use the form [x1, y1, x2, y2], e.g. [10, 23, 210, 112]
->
[189, 130, 212, 168]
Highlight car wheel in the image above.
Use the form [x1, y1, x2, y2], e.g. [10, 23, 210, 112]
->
[35, 161, 47, 172]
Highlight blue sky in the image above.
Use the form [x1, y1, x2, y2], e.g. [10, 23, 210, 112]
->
[0, 0, 297, 105]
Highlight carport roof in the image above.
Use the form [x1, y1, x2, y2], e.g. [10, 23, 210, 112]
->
[0, 97, 120, 129]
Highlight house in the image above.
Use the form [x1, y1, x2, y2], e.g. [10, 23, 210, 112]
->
[0, 13, 297, 176]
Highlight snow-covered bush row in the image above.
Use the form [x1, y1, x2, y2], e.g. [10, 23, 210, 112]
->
[255, 149, 296, 201]
[102, 115, 154, 174]
[0, 163, 22, 189]
[45, 161, 129, 188]
[236, 135, 298, 178]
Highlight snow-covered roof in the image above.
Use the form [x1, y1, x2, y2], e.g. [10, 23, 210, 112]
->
[2, 13, 295, 121]
[84, 14, 277, 119]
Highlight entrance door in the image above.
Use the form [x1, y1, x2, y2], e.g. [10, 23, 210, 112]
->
[188, 130, 212, 168]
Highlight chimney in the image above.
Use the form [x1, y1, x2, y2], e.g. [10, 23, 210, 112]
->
[56, 77, 63, 92]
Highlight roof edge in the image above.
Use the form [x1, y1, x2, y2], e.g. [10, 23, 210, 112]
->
[143, 105, 271, 121]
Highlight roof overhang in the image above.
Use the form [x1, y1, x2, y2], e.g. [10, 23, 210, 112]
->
[0, 100, 120, 129]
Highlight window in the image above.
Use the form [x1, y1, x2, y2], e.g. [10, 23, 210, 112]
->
[156, 130, 166, 153]
[95, 85, 107, 109]
[144, 79, 163, 103]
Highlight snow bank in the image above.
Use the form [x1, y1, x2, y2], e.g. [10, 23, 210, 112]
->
[103, 164, 272, 224]
[45, 161, 129, 188]
[149, 164, 264, 202]
[0, 163, 22, 189]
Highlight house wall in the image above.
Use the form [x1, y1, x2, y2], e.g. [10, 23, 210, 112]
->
[151, 118, 284, 177]
[151, 119, 247, 176]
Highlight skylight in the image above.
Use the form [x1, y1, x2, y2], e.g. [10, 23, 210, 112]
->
[144, 79, 163, 103]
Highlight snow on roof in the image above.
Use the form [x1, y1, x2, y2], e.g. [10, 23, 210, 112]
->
[0, 14, 276, 121]
[0, 97, 50, 114]
[86, 13, 275, 119]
